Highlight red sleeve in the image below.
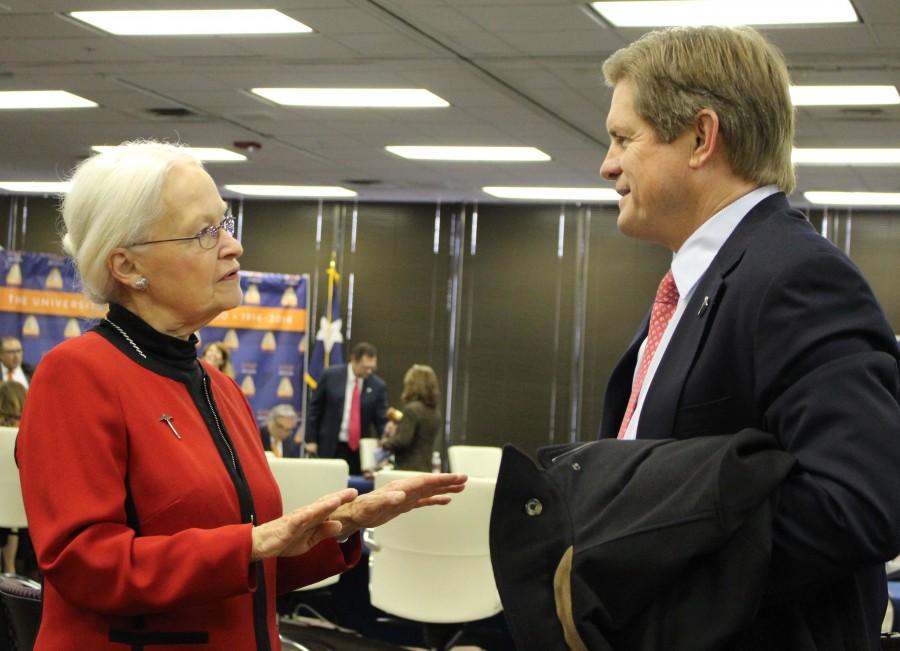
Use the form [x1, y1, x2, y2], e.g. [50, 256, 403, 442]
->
[17, 341, 256, 616]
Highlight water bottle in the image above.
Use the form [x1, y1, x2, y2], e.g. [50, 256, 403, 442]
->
[431, 450, 442, 473]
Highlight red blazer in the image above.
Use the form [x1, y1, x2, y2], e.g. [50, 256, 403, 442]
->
[17, 332, 360, 650]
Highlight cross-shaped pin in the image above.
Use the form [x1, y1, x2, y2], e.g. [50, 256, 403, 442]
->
[160, 414, 182, 440]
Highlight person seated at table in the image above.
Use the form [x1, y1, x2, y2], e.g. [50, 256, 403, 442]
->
[260, 403, 303, 458]
[201, 340, 234, 378]
[380, 364, 442, 472]
[16, 141, 467, 650]
[0, 380, 26, 574]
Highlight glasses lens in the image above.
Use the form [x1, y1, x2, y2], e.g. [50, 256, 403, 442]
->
[198, 226, 217, 249]
[222, 215, 235, 235]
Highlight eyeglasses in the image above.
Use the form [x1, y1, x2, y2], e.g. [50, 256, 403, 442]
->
[131, 214, 236, 250]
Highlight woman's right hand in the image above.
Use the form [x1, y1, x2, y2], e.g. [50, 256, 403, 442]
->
[250, 488, 358, 561]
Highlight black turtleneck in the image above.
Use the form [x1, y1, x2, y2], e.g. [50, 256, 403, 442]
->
[93, 304, 272, 651]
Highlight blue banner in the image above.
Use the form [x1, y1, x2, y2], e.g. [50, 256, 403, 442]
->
[0, 250, 309, 424]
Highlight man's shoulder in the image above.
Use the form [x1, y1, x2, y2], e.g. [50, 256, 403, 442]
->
[366, 373, 386, 390]
[320, 364, 347, 380]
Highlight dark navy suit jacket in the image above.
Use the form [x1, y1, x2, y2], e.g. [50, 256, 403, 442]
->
[304, 364, 388, 459]
[597, 193, 900, 648]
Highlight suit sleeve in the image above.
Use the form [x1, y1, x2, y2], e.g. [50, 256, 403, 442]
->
[17, 347, 256, 616]
[753, 250, 900, 590]
[372, 378, 389, 436]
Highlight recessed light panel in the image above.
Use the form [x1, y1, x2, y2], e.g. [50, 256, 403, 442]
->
[0, 91, 96, 110]
[252, 88, 449, 108]
[792, 149, 900, 165]
[483, 187, 619, 201]
[91, 146, 246, 162]
[804, 192, 900, 206]
[790, 86, 900, 106]
[387, 146, 550, 162]
[225, 185, 357, 198]
[0, 181, 71, 194]
[69, 10, 312, 36]
[590, 0, 858, 27]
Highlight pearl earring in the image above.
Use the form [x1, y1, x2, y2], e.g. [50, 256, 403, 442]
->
[135, 277, 149, 291]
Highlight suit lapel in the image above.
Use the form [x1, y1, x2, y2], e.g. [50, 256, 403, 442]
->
[634, 193, 791, 439]
[599, 312, 650, 438]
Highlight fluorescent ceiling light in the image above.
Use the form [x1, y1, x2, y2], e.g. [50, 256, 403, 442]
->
[69, 9, 312, 36]
[91, 146, 246, 162]
[804, 192, 900, 207]
[225, 185, 357, 198]
[790, 86, 900, 106]
[792, 149, 900, 165]
[252, 88, 449, 108]
[590, 0, 858, 27]
[483, 187, 620, 201]
[386, 146, 550, 162]
[0, 91, 97, 110]
[0, 181, 71, 194]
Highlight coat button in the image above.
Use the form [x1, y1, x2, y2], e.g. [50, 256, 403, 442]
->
[524, 498, 543, 516]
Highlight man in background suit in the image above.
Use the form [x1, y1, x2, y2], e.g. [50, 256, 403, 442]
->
[259, 403, 303, 458]
[305, 342, 390, 475]
[1, 336, 34, 389]
[491, 26, 900, 650]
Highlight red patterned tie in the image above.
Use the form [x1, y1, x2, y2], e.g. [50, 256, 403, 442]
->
[348, 380, 362, 451]
[617, 270, 680, 439]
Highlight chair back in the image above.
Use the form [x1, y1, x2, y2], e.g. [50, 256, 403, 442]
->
[0, 574, 42, 651]
[447, 445, 502, 478]
[358, 437, 377, 473]
[0, 426, 27, 528]
[267, 457, 349, 590]
[368, 470, 501, 623]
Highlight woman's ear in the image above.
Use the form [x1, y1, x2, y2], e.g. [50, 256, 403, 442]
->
[689, 108, 721, 169]
[107, 248, 142, 289]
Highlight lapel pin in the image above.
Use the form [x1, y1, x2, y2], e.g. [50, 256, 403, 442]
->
[160, 414, 182, 440]
[697, 296, 710, 317]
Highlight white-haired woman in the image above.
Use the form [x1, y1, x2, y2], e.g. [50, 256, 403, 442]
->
[16, 141, 466, 651]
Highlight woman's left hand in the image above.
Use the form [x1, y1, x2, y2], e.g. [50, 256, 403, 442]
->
[330, 472, 467, 539]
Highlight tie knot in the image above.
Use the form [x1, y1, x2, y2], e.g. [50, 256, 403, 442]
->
[654, 270, 679, 305]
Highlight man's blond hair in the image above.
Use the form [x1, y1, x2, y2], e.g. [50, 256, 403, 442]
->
[603, 26, 795, 193]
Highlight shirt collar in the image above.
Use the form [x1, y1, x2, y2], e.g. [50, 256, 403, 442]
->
[671, 185, 778, 298]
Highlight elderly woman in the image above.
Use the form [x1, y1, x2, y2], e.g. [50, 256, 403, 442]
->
[380, 364, 442, 472]
[16, 142, 466, 651]
[201, 340, 234, 378]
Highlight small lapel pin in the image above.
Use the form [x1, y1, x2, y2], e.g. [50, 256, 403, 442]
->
[160, 414, 182, 440]
[697, 296, 710, 317]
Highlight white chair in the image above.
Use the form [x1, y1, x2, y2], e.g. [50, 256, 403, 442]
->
[447, 445, 502, 478]
[0, 427, 26, 530]
[367, 469, 501, 648]
[358, 438, 378, 474]
[266, 457, 349, 590]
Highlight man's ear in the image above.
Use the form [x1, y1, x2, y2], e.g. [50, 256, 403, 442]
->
[107, 248, 142, 288]
[689, 108, 721, 169]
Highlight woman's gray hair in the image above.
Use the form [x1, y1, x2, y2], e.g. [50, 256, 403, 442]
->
[61, 140, 202, 304]
[267, 404, 298, 425]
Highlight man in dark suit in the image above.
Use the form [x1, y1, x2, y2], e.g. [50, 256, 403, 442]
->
[1, 336, 34, 389]
[492, 26, 900, 650]
[305, 342, 390, 475]
[259, 403, 304, 458]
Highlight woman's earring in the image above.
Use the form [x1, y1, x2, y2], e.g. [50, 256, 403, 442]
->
[135, 277, 149, 291]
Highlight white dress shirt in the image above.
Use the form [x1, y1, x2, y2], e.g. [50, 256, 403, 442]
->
[621, 185, 778, 440]
[338, 368, 362, 443]
[1, 363, 29, 389]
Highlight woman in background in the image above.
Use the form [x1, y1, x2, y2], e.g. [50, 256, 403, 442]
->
[201, 340, 234, 378]
[380, 364, 442, 472]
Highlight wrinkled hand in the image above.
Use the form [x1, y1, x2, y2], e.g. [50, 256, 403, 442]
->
[330, 473, 467, 539]
[251, 488, 357, 561]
